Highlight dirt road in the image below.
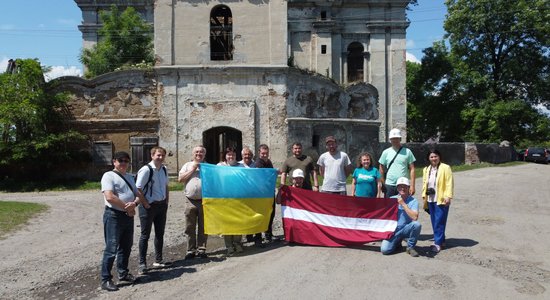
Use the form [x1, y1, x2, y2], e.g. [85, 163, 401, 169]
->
[1, 163, 549, 299]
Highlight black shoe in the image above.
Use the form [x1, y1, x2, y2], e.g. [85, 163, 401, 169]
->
[101, 280, 119, 292]
[118, 273, 136, 283]
[255, 240, 265, 248]
[197, 252, 208, 259]
[264, 233, 273, 242]
[185, 252, 196, 260]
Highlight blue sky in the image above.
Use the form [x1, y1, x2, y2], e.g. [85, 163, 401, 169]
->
[0, 0, 446, 79]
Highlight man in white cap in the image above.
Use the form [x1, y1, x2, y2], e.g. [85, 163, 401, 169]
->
[276, 169, 306, 204]
[290, 169, 305, 188]
[380, 177, 421, 257]
[378, 128, 416, 197]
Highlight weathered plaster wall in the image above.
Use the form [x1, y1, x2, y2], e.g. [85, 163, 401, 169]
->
[49, 70, 160, 161]
[154, 0, 288, 66]
[156, 66, 289, 169]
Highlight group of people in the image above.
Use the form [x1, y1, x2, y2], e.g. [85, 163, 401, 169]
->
[99, 128, 454, 292]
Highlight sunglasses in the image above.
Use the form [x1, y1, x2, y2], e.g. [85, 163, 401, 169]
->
[117, 159, 130, 163]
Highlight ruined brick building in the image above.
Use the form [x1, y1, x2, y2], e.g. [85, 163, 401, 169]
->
[61, 0, 410, 175]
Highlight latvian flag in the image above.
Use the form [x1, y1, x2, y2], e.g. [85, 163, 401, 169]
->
[279, 185, 398, 247]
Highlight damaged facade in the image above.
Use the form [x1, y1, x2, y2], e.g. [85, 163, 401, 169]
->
[66, 0, 410, 175]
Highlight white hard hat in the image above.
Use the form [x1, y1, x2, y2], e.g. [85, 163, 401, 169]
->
[292, 169, 305, 178]
[389, 128, 402, 139]
[396, 177, 410, 186]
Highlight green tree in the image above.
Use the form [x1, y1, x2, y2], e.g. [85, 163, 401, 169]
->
[80, 5, 154, 78]
[408, 0, 550, 144]
[445, 0, 549, 106]
[0, 59, 85, 179]
[407, 41, 465, 142]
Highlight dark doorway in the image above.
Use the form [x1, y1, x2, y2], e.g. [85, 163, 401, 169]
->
[202, 127, 242, 164]
[347, 42, 364, 82]
[210, 5, 233, 61]
[130, 136, 158, 173]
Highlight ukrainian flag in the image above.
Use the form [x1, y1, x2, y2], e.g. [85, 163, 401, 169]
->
[200, 163, 277, 235]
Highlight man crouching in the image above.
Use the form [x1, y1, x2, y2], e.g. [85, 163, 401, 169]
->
[380, 177, 421, 257]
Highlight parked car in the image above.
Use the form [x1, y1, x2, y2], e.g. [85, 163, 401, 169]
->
[524, 147, 548, 164]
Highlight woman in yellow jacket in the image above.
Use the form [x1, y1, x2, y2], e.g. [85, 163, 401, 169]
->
[422, 149, 453, 253]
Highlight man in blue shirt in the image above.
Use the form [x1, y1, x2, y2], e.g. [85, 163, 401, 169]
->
[380, 177, 422, 257]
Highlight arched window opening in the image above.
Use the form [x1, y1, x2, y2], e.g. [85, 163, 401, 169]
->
[347, 42, 364, 82]
[210, 5, 233, 61]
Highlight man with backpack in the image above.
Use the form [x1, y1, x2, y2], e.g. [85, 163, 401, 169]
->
[136, 147, 170, 275]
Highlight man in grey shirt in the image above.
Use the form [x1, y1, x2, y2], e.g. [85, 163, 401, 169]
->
[178, 145, 208, 259]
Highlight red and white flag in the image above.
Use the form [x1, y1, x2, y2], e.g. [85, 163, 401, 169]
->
[279, 186, 398, 247]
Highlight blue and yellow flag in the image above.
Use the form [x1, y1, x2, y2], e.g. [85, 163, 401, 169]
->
[200, 163, 277, 235]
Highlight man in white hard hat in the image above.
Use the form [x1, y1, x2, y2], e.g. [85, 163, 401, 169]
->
[380, 177, 421, 257]
[378, 128, 416, 197]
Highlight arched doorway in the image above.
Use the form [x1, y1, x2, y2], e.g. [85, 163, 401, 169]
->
[202, 126, 242, 164]
[347, 42, 364, 82]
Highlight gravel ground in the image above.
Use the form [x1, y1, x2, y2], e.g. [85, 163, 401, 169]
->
[1, 163, 550, 299]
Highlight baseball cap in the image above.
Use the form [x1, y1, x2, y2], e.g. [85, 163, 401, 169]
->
[325, 136, 336, 143]
[292, 169, 305, 178]
[396, 177, 410, 186]
[113, 151, 131, 161]
[389, 128, 402, 139]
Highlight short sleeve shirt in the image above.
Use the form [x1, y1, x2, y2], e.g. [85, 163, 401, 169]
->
[136, 162, 168, 203]
[282, 155, 316, 190]
[101, 171, 137, 211]
[352, 167, 381, 197]
[317, 151, 352, 192]
[391, 195, 419, 230]
[378, 147, 416, 185]
[179, 161, 202, 199]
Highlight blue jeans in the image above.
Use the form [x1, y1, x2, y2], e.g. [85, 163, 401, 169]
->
[428, 202, 449, 246]
[138, 201, 168, 265]
[101, 207, 134, 282]
[380, 221, 421, 255]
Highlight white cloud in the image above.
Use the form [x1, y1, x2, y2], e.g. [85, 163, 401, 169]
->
[406, 52, 421, 64]
[0, 57, 9, 72]
[44, 66, 82, 81]
[1, 58, 82, 80]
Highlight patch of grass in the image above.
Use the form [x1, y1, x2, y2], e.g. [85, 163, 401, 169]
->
[0, 178, 101, 192]
[0, 201, 49, 238]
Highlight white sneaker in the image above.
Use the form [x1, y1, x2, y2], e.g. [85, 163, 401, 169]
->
[152, 261, 171, 268]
